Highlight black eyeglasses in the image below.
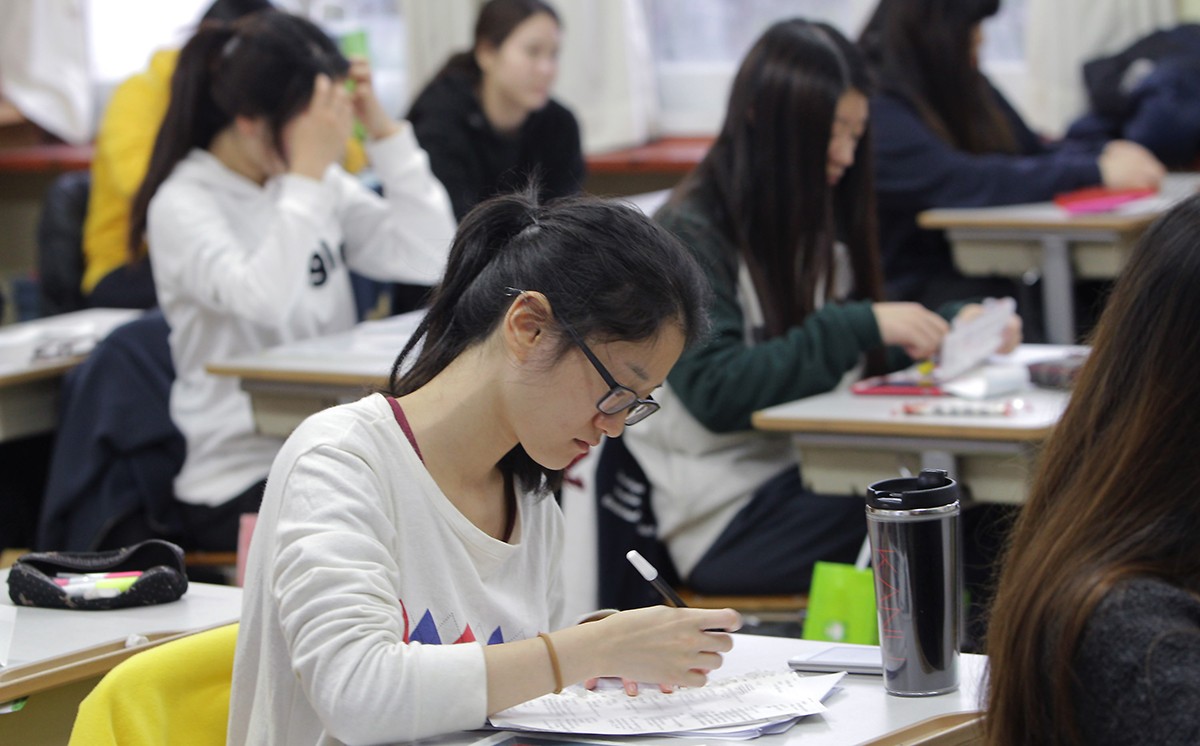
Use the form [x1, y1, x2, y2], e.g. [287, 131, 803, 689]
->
[506, 287, 660, 425]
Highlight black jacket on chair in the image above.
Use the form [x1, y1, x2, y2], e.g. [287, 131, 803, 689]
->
[36, 309, 186, 551]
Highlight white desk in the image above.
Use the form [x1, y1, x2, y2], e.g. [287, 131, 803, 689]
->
[0, 568, 242, 743]
[206, 312, 421, 437]
[753, 346, 1077, 504]
[658, 635, 986, 745]
[0, 308, 140, 443]
[415, 635, 986, 746]
[919, 173, 1200, 344]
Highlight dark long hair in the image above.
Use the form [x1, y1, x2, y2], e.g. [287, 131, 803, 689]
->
[675, 19, 883, 340]
[859, 0, 1018, 154]
[387, 189, 711, 494]
[128, 10, 349, 257]
[435, 0, 560, 85]
[984, 194, 1200, 745]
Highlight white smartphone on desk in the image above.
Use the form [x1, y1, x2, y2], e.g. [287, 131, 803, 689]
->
[788, 646, 883, 675]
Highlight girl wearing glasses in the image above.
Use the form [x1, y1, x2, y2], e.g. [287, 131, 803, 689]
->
[229, 191, 740, 745]
[623, 20, 1018, 599]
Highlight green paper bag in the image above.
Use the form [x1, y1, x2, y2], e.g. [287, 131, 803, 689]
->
[801, 561, 879, 644]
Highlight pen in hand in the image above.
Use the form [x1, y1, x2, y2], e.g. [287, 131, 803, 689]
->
[626, 550, 689, 608]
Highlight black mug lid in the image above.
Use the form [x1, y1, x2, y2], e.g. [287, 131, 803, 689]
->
[867, 469, 960, 510]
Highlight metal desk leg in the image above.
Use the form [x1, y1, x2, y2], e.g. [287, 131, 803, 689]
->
[1040, 235, 1076, 344]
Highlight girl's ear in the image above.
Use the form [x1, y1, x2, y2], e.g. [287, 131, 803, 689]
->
[233, 115, 267, 141]
[475, 41, 498, 75]
[501, 290, 553, 362]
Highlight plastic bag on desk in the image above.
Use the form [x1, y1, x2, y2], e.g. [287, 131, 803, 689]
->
[801, 561, 878, 644]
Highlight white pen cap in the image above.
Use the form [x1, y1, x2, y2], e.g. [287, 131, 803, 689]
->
[625, 549, 659, 581]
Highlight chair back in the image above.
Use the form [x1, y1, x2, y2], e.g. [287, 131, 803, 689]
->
[69, 623, 238, 746]
[37, 170, 90, 316]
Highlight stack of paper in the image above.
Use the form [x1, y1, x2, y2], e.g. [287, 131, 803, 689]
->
[489, 670, 843, 739]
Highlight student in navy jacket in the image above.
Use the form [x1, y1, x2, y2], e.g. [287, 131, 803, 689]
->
[859, 0, 1165, 311]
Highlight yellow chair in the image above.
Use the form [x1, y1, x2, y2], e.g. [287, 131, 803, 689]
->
[69, 623, 238, 746]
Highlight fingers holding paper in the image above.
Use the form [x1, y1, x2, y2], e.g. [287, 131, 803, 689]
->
[954, 303, 1023, 354]
[873, 302, 950, 361]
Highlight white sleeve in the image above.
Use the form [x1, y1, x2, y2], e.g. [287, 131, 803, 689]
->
[148, 176, 339, 328]
[337, 124, 457, 285]
[271, 443, 489, 745]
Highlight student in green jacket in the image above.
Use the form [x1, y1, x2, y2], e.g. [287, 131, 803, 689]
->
[624, 19, 1019, 597]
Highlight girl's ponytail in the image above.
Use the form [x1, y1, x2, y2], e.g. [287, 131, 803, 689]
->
[128, 23, 237, 259]
[390, 189, 542, 396]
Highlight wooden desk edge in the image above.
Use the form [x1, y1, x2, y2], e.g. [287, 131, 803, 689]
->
[861, 710, 984, 746]
[751, 412, 1055, 441]
[205, 362, 387, 390]
[585, 136, 712, 175]
[0, 359, 79, 387]
[0, 621, 235, 702]
[0, 143, 94, 173]
[917, 209, 1155, 233]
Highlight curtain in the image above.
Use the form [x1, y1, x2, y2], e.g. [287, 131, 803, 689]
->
[1025, 0, 1177, 136]
[396, 0, 479, 109]
[1180, 0, 1200, 22]
[0, 0, 93, 143]
[396, 0, 657, 153]
[553, 0, 658, 153]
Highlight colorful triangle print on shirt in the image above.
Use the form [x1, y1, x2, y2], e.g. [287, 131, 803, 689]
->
[402, 603, 507, 645]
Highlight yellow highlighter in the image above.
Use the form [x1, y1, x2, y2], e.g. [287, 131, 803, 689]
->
[61, 576, 140, 599]
[916, 359, 936, 386]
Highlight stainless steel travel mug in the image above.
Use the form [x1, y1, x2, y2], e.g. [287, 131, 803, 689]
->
[866, 468, 962, 696]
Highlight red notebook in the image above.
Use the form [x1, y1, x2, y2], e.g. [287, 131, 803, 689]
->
[851, 374, 945, 396]
[1054, 186, 1156, 215]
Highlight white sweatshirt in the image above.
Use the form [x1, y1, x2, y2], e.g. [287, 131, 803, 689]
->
[148, 127, 455, 505]
[229, 394, 566, 745]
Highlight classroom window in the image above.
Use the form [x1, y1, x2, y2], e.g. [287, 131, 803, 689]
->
[645, 0, 1030, 135]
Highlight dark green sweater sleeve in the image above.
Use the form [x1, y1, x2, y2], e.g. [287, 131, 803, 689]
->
[660, 205, 885, 433]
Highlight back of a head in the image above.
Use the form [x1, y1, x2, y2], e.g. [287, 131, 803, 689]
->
[389, 189, 711, 492]
[985, 194, 1200, 746]
[200, 0, 272, 24]
[129, 10, 349, 255]
[860, 0, 999, 69]
[437, 0, 561, 83]
[859, 0, 1013, 153]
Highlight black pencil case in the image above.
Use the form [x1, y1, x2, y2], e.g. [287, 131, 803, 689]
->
[6, 539, 189, 611]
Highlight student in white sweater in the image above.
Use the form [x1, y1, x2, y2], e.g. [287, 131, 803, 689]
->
[127, 10, 456, 550]
[229, 192, 742, 745]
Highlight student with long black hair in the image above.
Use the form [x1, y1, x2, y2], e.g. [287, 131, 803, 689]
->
[229, 191, 739, 745]
[623, 20, 1014, 598]
[132, 10, 455, 550]
[860, 0, 1165, 309]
